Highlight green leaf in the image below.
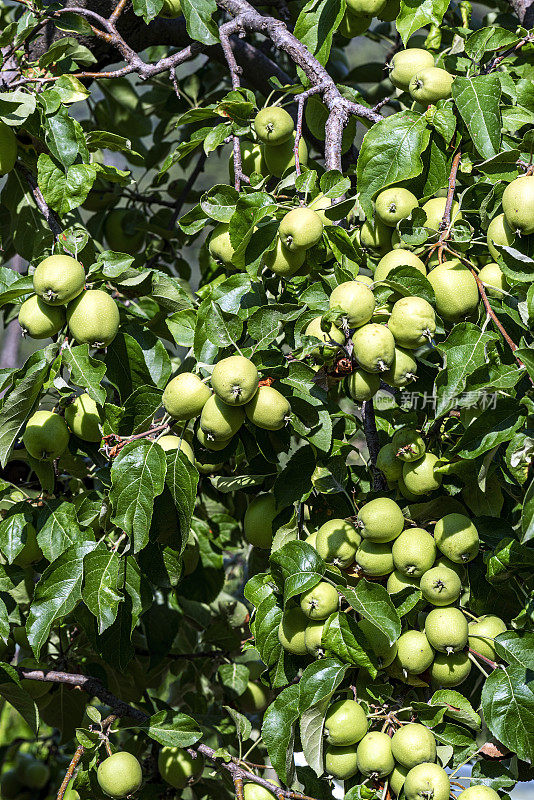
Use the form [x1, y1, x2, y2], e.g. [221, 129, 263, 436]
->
[300, 699, 327, 778]
[293, 0, 344, 69]
[397, 0, 449, 46]
[298, 658, 347, 710]
[521, 478, 534, 543]
[145, 711, 202, 747]
[274, 445, 316, 507]
[357, 111, 430, 217]
[481, 666, 534, 764]
[430, 690, 481, 729]
[338, 580, 401, 645]
[104, 329, 171, 401]
[322, 613, 378, 676]
[218, 663, 249, 696]
[43, 106, 80, 168]
[132, 0, 164, 23]
[224, 706, 252, 742]
[464, 26, 520, 61]
[180, 0, 219, 46]
[62, 344, 106, 405]
[452, 75, 502, 160]
[36, 498, 91, 561]
[27, 540, 96, 658]
[455, 397, 525, 459]
[82, 543, 122, 634]
[262, 684, 300, 783]
[164, 449, 199, 555]
[434, 324, 499, 417]
[0, 663, 39, 734]
[38, 154, 96, 215]
[110, 440, 167, 553]
[494, 631, 534, 670]
[201, 185, 239, 223]
[0, 90, 36, 125]
[270, 541, 324, 604]
[0, 348, 56, 467]
[0, 507, 33, 564]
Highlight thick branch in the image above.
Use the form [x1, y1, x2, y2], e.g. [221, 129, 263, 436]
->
[362, 400, 387, 491]
[507, 0, 534, 26]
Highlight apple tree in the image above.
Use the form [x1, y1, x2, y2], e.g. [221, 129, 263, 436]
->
[0, 0, 532, 799]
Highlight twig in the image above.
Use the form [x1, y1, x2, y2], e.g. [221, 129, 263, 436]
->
[56, 744, 84, 800]
[453, 251, 533, 383]
[109, 0, 130, 25]
[19, 666, 321, 800]
[362, 400, 387, 490]
[16, 163, 63, 240]
[219, 19, 248, 192]
[294, 83, 329, 175]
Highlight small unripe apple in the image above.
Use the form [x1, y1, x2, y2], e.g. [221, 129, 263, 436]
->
[425, 606, 468, 653]
[279, 207, 323, 251]
[22, 410, 70, 461]
[65, 393, 102, 442]
[375, 188, 418, 227]
[278, 607, 308, 655]
[374, 249, 426, 281]
[209, 222, 236, 268]
[468, 615, 506, 661]
[352, 323, 396, 373]
[391, 723, 436, 769]
[409, 67, 454, 103]
[97, 752, 143, 798]
[428, 259, 479, 321]
[157, 435, 195, 464]
[486, 213, 515, 260]
[245, 385, 290, 431]
[200, 394, 244, 441]
[304, 316, 345, 361]
[434, 513, 479, 564]
[402, 453, 442, 495]
[163, 372, 211, 420]
[324, 698, 367, 746]
[338, 10, 372, 38]
[263, 237, 305, 277]
[263, 133, 308, 177]
[403, 763, 450, 800]
[478, 262, 508, 298]
[158, 747, 203, 789]
[329, 280, 376, 328]
[104, 208, 145, 254]
[18, 295, 66, 339]
[502, 174, 534, 235]
[244, 494, 278, 550]
[33, 255, 85, 306]
[389, 49, 434, 90]
[347, 369, 380, 402]
[211, 355, 258, 406]
[396, 630, 434, 674]
[430, 651, 471, 687]
[67, 289, 120, 348]
[254, 106, 294, 146]
[356, 731, 394, 778]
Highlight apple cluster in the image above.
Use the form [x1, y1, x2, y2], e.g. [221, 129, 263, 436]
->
[241, 485, 507, 795]
[18, 254, 119, 347]
[162, 355, 291, 465]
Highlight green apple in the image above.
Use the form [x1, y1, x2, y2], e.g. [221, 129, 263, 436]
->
[254, 106, 294, 145]
[104, 208, 145, 254]
[389, 49, 434, 90]
[97, 752, 143, 798]
[163, 372, 211, 420]
[67, 289, 120, 348]
[502, 175, 534, 235]
[158, 748, 203, 789]
[65, 393, 101, 442]
[211, 355, 258, 406]
[33, 255, 85, 306]
[409, 67, 454, 103]
[244, 494, 278, 549]
[245, 385, 290, 431]
[425, 607, 468, 653]
[18, 295, 66, 339]
[22, 410, 70, 461]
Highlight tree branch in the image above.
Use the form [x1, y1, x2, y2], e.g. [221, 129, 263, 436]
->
[19, 665, 320, 800]
[362, 400, 387, 491]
